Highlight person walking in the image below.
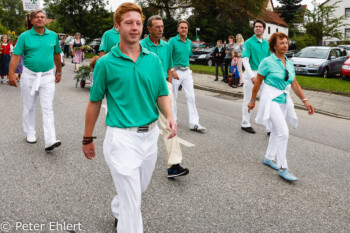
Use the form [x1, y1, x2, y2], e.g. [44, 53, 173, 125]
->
[0, 35, 13, 84]
[99, 19, 120, 56]
[168, 20, 206, 132]
[234, 34, 244, 87]
[70, 32, 84, 72]
[248, 32, 314, 181]
[8, 9, 62, 152]
[140, 15, 189, 178]
[82, 3, 176, 232]
[213, 40, 225, 81]
[223, 35, 235, 83]
[241, 20, 271, 134]
[63, 35, 71, 58]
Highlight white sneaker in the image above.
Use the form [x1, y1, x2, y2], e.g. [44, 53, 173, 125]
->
[26, 135, 37, 144]
[189, 124, 206, 132]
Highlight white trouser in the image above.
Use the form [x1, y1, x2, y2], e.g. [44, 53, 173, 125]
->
[241, 70, 257, 127]
[265, 102, 289, 169]
[172, 69, 199, 126]
[103, 125, 159, 233]
[20, 67, 56, 147]
[158, 82, 182, 167]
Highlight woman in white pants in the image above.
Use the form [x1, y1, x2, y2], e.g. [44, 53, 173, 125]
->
[248, 32, 314, 181]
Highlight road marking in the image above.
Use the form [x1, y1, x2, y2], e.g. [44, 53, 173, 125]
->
[101, 105, 195, 147]
[159, 131, 195, 147]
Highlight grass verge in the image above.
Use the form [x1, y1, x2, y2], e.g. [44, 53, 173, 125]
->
[190, 64, 350, 95]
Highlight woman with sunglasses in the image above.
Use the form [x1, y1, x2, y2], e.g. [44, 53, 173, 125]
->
[247, 32, 314, 181]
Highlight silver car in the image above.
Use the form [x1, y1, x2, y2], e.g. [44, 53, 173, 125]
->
[290, 46, 348, 78]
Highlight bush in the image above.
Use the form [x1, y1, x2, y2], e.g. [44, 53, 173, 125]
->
[293, 34, 316, 50]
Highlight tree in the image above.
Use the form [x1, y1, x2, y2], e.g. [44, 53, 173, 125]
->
[0, 0, 26, 34]
[137, 0, 266, 43]
[44, 0, 114, 40]
[304, 0, 349, 45]
[277, 0, 302, 24]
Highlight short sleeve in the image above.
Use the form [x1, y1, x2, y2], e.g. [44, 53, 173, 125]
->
[258, 58, 269, 77]
[168, 39, 174, 60]
[189, 41, 193, 56]
[89, 59, 107, 101]
[10, 44, 14, 52]
[99, 32, 107, 52]
[167, 45, 173, 69]
[13, 34, 25, 56]
[54, 35, 62, 54]
[241, 41, 250, 59]
[156, 57, 168, 97]
[69, 40, 74, 45]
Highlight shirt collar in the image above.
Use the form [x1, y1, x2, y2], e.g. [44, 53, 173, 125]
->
[176, 34, 188, 42]
[145, 35, 164, 47]
[271, 53, 288, 61]
[30, 27, 49, 35]
[111, 27, 120, 34]
[253, 35, 265, 43]
[111, 43, 150, 59]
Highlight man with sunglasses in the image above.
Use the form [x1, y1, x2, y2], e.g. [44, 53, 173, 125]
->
[241, 19, 270, 134]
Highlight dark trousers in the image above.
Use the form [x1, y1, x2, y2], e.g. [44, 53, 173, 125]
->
[64, 45, 70, 58]
[215, 62, 224, 79]
[224, 58, 232, 79]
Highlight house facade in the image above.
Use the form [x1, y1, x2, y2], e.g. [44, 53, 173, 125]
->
[322, 0, 350, 44]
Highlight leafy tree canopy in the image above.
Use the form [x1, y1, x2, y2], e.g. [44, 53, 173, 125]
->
[44, 0, 114, 40]
[0, 0, 26, 34]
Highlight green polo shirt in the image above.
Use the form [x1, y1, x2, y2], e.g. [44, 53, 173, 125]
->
[168, 34, 193, 67]
[13, 27, 62, 72]
[241, 35, 270, 70]
[140, 36, 172, 78]
[99, 27, 120, 54]
[90, 44, 169, 128]
[258, 54, 295, 104]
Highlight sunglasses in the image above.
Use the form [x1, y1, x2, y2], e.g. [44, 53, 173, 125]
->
[285, 70, 289, 81]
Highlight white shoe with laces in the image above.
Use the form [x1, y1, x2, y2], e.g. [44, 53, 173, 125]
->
[189, 124, 206, 132]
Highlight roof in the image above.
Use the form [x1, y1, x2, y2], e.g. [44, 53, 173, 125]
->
[250, 9, 289, 27]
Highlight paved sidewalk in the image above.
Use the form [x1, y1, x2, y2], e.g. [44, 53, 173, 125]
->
[192, 72, 350, 120]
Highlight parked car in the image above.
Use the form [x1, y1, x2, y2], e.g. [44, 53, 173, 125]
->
[341, 58, 350, 81]
[89, 38, 101, 54]
[190, 47, 215, 66]
[192, 41, 206, 51]
[338, 45, 350, 59]
[290, 46, 348, 78]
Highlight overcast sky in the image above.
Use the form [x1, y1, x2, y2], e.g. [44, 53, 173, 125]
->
[106, 0, 326, 12]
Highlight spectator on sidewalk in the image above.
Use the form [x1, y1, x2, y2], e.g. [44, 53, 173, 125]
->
[213, 40, 225, 81]
[234, 33, 244, 87]
[248, 32, 314, 181]
[223, 35, 235, 83]
[0, 35, 13, 84]
[63, 34, 71, 58]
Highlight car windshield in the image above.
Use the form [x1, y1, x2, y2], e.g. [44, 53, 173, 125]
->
[294, 47, 328, 59]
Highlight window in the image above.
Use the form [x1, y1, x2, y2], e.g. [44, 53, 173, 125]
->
[276, 28, 278, 32]
[346, 8, 350, 17]
[346, 28, 350, 39]
[268, 26, 270, 34]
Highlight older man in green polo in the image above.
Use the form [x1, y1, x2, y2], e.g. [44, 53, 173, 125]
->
[140, 15, 189, 179]
[8, 9, 62, 152]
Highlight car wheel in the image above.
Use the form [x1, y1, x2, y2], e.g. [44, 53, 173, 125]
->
[322, 68, 329, 78]
[207, 59, 213, 66]
[80, 80, 86, 88]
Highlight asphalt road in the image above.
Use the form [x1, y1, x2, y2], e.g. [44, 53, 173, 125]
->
[0, 62, 349, 233]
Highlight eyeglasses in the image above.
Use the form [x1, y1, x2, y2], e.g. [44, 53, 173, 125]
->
[285, 70, 289, 81]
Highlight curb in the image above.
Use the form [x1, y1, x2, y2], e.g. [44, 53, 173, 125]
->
[193, 84, 350, 121]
